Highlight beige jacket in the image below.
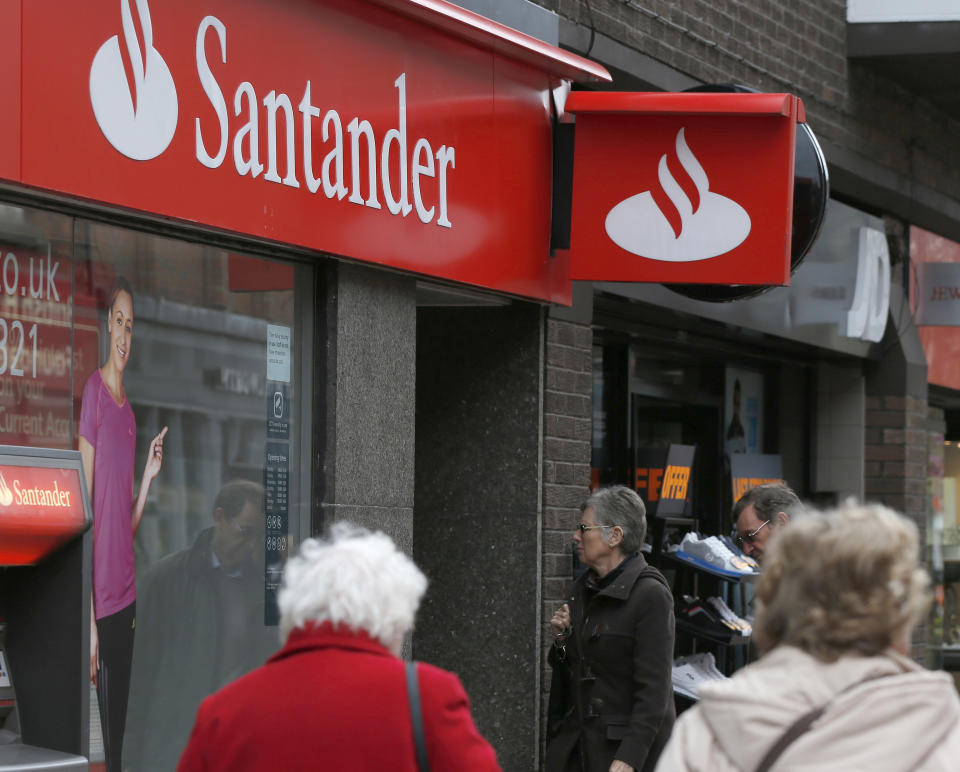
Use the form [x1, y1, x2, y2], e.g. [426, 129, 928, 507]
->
[656, 645, 960, 771]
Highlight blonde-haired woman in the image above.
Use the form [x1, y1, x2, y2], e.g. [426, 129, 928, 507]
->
[656, 503, 960, 772]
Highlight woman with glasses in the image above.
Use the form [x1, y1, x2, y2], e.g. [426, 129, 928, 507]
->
[655, 503, 960, 772]
[546, 486, 675, 772]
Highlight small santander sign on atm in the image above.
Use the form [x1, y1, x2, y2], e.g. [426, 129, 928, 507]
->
[0, 466, 87, 565]
[567, 92, 803, 285]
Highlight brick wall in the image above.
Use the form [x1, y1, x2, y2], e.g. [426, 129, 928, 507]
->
[864, 394, 929, 660]
[864, 395, 928, 522]
[538, 0, 960, 212]
[541, 317, 593, 755]
[926, 407, 946, 664]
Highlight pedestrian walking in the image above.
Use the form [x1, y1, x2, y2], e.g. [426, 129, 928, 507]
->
[656, 502, 960, 771]
[177, 522, 501, 771]
[546, 486, 676, 772]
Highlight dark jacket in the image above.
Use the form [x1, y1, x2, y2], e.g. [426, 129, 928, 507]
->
[546, 554, 675, 772]
[124, 527, 278, 772]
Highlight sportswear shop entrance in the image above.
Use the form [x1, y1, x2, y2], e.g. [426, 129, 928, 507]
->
[591, 196, 892, 527]
[0, 0, 812, 769]
[578, 196, 901, 687]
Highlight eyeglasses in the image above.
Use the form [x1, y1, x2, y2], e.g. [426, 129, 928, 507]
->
[575, 523, 619, 534]
[736, 520, 770, 547]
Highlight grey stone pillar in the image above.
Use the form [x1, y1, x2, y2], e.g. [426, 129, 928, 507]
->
[414, 303, 544, 771]
[319, 262, 417, 553]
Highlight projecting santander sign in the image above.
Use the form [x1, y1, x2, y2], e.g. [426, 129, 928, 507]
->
[1, 0, 609, 304]
[567, 92, 803, 285]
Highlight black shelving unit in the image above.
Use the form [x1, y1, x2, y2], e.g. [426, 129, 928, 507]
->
[676, 618, 751, 647]
[654, 537, 758, 710]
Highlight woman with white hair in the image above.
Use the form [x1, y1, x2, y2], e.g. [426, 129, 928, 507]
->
[656, 503, 960, 772]
[177, 522, 500, 771]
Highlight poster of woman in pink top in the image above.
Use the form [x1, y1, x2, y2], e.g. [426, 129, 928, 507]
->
[78, 276, 168, 772]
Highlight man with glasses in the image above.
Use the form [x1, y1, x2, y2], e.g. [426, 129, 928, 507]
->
[732, 482, 802, 565]
[546, 486, 675, 772]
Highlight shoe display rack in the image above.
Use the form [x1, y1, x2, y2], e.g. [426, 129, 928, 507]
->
[650, 519, 759, 711]
[662, 546, 755, 650]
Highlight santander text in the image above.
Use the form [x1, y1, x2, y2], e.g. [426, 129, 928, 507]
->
[195, 16, 455, 228]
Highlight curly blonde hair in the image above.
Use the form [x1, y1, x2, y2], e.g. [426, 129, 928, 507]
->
[753, 503, 931, 661]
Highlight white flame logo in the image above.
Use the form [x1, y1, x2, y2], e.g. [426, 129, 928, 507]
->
[604, 128, 751, 262]
[90, 0, 178, 160]
[0, 473, 13, 507]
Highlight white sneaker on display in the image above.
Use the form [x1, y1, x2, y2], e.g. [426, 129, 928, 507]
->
[675, 652, 722, 681]
[707, 596, 752, 636]
[704, 536, 758, 574]
[672, 662, 706, 699]
[720, 535, 760, 572]
[700, 655, 725, 682]
[677, 533, 757, 575]
[673, 652, 728, 699]
[677, 533, 721, 567]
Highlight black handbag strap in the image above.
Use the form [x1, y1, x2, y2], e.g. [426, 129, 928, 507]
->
[406, 661, 431, 772]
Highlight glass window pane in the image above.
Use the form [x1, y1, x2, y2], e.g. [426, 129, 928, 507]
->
[73, 220, 311, 771]
[0, 204, 75, 450]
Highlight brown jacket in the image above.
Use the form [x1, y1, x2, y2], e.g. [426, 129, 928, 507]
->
[546, 554, 676, 772]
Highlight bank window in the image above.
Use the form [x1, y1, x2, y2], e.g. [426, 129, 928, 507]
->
[72, 220, 312, 769]
[0, 205, 74, 448]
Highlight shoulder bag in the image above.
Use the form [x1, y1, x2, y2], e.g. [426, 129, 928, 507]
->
[406, 660, 431, 772]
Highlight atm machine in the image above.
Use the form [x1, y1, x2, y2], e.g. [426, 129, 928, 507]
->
[0, 446, 91, 771]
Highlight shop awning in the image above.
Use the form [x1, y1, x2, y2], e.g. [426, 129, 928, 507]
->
[565, 91, 806, 120]
[366, 0, 611, 83]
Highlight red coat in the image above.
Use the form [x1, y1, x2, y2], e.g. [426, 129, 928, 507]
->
[177, 623, 501, 771]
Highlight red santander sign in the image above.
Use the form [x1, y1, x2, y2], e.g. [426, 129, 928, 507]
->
[0, 0, 608, 304]
[567, 92, 802, 285]
[0, 465, 87, 565]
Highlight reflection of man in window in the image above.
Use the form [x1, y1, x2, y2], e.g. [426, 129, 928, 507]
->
[725, 378, 747, 455]
[124, 480, 278, 772]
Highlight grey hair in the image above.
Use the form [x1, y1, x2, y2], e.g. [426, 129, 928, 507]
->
[582, 485, 647, 553]
[733, 482, 802, 526]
